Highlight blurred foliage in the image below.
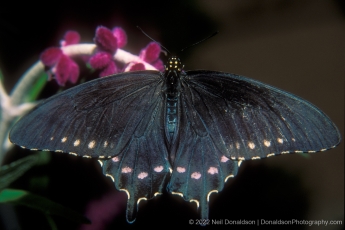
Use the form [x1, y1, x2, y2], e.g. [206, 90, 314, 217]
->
[0, 152, 91, 229]
[25, 72, 48, 102]
[0, 189, 90, 224]
[0, 152, 50, 191]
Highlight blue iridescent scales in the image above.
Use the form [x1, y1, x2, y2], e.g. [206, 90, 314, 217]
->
[10, 56, 341, 223]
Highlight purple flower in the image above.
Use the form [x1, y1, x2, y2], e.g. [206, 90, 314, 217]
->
[89, 26, 127, 77]
[127, 42, 164, 71]
[127, 63, 145, 71]
[79, 191, 126, 230]
[139, 42, 164, 71]
[40, 31, 80, 86]
[112, 27, 127, 48]
[94, 26, 118, 52]
[60, 31, 80, 47]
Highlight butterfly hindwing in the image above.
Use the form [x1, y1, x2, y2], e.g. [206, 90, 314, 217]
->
[102, 96, 170, 222]
[10, 71, 164, 158]
[168, 86, 239, 219]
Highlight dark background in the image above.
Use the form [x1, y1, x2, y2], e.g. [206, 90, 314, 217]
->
[0, 0, 344, 229]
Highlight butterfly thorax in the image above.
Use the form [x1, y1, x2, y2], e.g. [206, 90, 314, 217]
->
[164, 56, 182, 148]
[164, 56, 182, 93]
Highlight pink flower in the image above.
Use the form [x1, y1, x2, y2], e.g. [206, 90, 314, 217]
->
[40, 31, 81, 86]
[94, 26, 118, 52]
[89, 26, 127, 77]
[79, 191, 126, 230]
[140, 42, 161, 63]
[112, 27, 127, 48]
[60, 31, 80, 47]
[127, 42, 164, 72]
[127, 63, 145, 71]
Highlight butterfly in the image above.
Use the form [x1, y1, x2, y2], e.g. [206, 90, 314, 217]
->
[9, 55, 341, 223]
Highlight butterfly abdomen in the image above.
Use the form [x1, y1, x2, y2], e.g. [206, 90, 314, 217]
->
[166, 96, 178, 142]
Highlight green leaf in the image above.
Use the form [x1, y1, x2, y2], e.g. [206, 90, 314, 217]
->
[45, 213, 59, 230]
[0, 189, 91, 224]
[298, 152, 311, 159]
[0, 152, 51, 191]
[0, 69, 4, 81]
[0, 188, 26, 202]
[25, 72, 48, 102]
[85, 62, 93, 70]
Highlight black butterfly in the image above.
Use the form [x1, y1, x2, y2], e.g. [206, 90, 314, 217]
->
[9, 56, 341, 223]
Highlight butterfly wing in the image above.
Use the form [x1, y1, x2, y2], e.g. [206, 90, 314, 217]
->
[10, 71, 164, 158]
[10, 70, 172, 222]
[167, 109, 239, 220]
[181, 70, 340, 160]
[102, 95, 171, 223]
[168, 70, 340, 219]
[10, 68, 341, 222]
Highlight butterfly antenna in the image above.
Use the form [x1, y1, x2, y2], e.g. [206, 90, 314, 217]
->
[137, 26, 171, 55]
[180, 31, 219, 53]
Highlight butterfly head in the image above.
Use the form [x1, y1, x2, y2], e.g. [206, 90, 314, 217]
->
[165, 56, 183, 73]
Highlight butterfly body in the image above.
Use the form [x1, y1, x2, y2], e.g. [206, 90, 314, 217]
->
[164, 56, 182, 150]
[9, 55, 341, 223]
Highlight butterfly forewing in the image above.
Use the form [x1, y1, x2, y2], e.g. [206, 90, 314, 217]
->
[9, 71, 164, 158]
[181, 70, 340, 160]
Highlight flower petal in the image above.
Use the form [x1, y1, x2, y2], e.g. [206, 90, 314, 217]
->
[68, 58, 80, 84]
[55, 55, 73, 86]
[89, 52, 112, 69]
[128, 62, 145, 71]
[99, 61, 117, 77]
[112, 27, 127, 48]
[94, 26, 118, 52]
[79, 191, 126, 230]
[61, 31, 80, 46]
[152, 59, 164, 71]
[40, 48, 63, 66]
[139, 42, 161, 63]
